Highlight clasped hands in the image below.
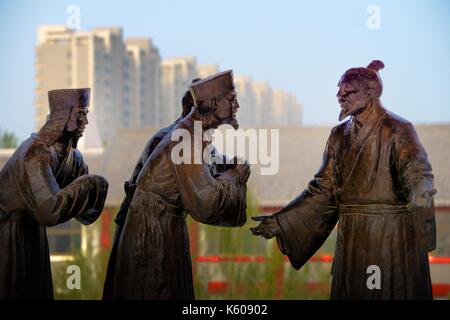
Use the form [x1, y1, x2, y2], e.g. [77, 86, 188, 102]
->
[407, 189, 437, 212]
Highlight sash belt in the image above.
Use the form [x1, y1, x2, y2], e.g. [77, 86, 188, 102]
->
[338, 203, 409, 216]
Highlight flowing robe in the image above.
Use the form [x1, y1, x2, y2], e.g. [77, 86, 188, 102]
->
[275, 104, 436, 299]
[0, 135, 108, 299]
[111, 114, 247, 299]
[103, 121, 178, 299]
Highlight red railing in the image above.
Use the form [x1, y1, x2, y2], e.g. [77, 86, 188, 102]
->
[195, 254, 448, 264]
[195, 254, 450, 298]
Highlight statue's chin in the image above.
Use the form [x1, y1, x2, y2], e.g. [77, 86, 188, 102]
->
[338, 105, 366, 121]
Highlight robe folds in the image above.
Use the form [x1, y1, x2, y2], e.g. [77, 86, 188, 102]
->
[0, 135, 108, 299]
[110, 112, 247, 300]
[103, 121, 177, 300]
[275, 103, 436, 299]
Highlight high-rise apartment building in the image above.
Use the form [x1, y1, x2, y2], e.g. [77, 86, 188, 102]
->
[35, 25, 161, 145]
[271, 90, 303, 127]
[197, 64, 219, 79]
[124, 38, 161, 128]
[160, 57, 197, 126]
[36, 26, 302, 143]
[234, 75, 256, 127]
[253, 81, 272, 126]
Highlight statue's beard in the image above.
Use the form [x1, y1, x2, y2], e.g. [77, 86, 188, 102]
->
[219, 116, 239, 130]
[338, 104, 366, 121]
[338, 108, 351, 121]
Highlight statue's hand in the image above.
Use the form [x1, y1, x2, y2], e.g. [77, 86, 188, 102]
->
[250, 215, 281, 239]
[408, 189, 437, 211]
[232, 161, 251, 184]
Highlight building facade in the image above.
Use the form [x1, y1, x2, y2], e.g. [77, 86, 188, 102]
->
[35, 25, 161, 145]
[160, 57, 198, 126]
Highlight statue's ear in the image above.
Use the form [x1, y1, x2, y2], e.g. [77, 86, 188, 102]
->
[366, 87, 376, 98]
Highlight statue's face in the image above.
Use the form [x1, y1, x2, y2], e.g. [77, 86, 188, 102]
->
[214, 90, 240, 129]
[65, 105, 89, 143]
[336, 76, 371, 121]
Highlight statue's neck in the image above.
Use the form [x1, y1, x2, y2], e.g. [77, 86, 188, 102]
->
[53, 132, 73, 158]
[353, 98, 381, 123]
[185, 108, 219, 132]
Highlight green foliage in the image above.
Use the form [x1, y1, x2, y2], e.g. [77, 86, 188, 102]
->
[0, 129, 19, 148]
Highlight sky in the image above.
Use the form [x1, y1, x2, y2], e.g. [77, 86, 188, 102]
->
[0, 0, 449, 141]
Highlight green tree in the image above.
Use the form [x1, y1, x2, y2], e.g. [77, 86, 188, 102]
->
[0, 129, 19, 148]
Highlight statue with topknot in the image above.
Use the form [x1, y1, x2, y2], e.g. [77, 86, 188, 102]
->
[251, 60, 436, 300]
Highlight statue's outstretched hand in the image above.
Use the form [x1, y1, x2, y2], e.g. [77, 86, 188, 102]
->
[250, 215, 281, 239]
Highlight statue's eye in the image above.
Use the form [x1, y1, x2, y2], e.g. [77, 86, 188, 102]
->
[345, 90, 358, 97]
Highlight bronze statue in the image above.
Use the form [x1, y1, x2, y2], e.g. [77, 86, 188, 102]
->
[110, 70, 250, 299]
[251, 60, 436, 300]
[0, 88, 108, 299]
[103, 78, 202, 299]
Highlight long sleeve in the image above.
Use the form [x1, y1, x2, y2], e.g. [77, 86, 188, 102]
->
[23, 146, 108, 226]
[394, 122, 436, 252]
[171, 149, 247, 227]
[274, 130, 339, 270]
[73, 149, 104, 225]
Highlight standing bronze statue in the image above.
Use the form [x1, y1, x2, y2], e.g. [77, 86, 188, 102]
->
[251, 60, 436, 300]
[103, 78, 201, 299]
[110, 70, 250, 299]
[0, 88, 108, 299]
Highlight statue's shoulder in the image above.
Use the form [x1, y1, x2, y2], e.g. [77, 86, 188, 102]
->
[331, 119, 351, 137]
[146, 125, 180, 160]
[23, 137, 51, 164]
[384, 109, 411, 125]
[382, 109, 414, 134]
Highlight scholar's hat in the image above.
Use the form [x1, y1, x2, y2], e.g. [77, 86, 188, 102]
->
[188, 70, 234, 106]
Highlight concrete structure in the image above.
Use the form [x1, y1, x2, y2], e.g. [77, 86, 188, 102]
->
[197, 64, 219, 79]
[35, 26, 302, 139]
[161, 57, 198, 126]
[35, 26, 161, 145]
[234, 75, 256, 127]
[124, 38, 161, 128]
[253, 81, 272, 126]
[271, 90, 303, 127]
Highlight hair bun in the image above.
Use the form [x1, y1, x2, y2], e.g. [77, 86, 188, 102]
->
[367, 60, 385, 72]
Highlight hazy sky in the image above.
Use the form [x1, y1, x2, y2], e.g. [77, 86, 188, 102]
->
[0, 0, 449, 140]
